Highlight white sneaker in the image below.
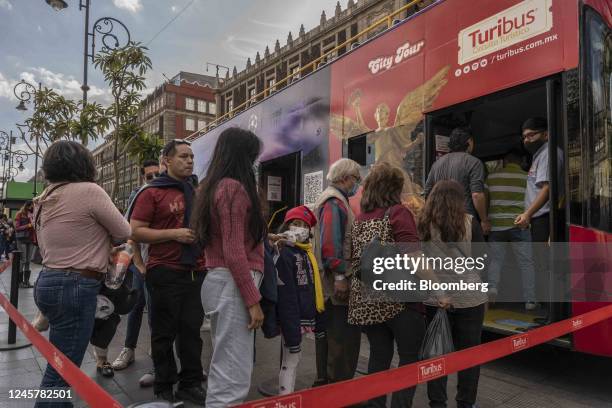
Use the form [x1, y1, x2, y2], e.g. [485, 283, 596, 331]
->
[200, 317, 211, 332]
[139, 369, 155, 387]
[525, 302, 538, 311]
[111, 347, 135, 370]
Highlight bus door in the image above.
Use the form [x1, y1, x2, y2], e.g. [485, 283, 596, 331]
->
[259, 152, 302, 232]
[423, 77, 569, 338]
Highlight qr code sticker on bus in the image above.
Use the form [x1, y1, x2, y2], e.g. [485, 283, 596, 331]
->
[304, 171, 323, 207]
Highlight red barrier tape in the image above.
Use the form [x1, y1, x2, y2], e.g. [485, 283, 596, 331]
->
[0, 291, 123, 408]
[237, 304, 612, 408]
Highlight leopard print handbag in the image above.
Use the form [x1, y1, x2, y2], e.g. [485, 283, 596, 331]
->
[347, 209, 405, 326]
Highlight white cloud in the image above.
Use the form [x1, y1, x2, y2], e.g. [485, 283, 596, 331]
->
[248, 18, 291, 30]
[0, 0, 13, 11]
[0, 68, 111, 105]
[22, 67, 111, 103]
[171, 5, 177, 12]
[224, 35, 271, 60]
[113, 0, 142, 13]
[0, 72, 13, 100]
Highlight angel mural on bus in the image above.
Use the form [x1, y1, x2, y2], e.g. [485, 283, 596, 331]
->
[330, 66, 450, 213]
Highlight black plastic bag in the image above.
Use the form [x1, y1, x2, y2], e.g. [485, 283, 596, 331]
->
[419, 308, 454, 360]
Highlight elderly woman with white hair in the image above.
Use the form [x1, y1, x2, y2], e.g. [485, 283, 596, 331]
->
[312, 158, 362, 386]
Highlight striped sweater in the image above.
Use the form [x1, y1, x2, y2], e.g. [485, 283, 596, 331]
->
[486, 163, 527, 232]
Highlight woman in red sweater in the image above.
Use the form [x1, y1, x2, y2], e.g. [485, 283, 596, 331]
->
[14, 201, 35, 288]
[191, 127, 266, 408]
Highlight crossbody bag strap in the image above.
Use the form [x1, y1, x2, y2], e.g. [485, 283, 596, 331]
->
[35, 183, 69, 231]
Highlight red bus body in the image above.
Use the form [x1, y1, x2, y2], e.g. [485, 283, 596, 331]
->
[192, 0, 612, 356]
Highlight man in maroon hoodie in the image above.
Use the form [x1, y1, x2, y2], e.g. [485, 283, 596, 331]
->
[130, 139, 206, 405]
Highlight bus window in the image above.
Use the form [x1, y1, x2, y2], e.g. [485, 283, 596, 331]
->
[583, 8, 612, 233]
[566, 69, 582, 227]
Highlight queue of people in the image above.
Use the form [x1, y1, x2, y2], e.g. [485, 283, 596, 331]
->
[28, 115, 557, 407]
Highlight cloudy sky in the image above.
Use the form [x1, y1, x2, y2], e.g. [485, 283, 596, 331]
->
[0, 0, 339, 181]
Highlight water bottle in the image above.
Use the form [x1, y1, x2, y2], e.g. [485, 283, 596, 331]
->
[105, 243, 134, 289]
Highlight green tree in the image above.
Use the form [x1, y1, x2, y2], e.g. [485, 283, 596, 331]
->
[20, 88, 110, 157]
[94, 41, 153, 201]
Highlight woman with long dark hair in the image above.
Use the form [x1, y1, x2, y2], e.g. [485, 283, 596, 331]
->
[418, 180, 487, 408]
[191, 127, 266, 408]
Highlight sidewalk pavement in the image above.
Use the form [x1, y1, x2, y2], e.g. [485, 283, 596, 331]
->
[1, 263, 611, 407]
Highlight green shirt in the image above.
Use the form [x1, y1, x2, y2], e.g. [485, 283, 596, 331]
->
[486, 163, 527, 231]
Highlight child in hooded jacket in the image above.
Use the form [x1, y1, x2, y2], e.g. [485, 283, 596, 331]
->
[269, 205, 326, 395]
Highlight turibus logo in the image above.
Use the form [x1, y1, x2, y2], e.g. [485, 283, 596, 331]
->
[572, 317, 584, 329]
[418, 358, 446, 382]
[458, 0, 553, 64]
[512, 334, 529, 351]
[253, 395, 302, 408]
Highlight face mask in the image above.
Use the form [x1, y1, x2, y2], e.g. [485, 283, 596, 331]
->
[524, 139, 545, 155]
[288, 226, 310, 242]
[348, 181, 360, 197]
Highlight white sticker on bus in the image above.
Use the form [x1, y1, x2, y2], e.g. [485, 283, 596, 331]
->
[458, 0, 553, 65]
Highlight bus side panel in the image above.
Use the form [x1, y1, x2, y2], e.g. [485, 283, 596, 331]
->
[328, 0, 577, 144]
[426, 0, 574, 111]
[570, 225, 612, 357]
[191, 66, 332, 189]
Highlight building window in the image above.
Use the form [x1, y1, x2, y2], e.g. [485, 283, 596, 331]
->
[227, 99, 233, 114]
[198, 119, 207, 131]
[248, 87, 256, 103]
[197, 100, 206, 112]
[268, 78, 276, 93]
[185, 97, 195, 111]
[290, 66, 300, 82]
[209, 102, 217, 115]
[186, 117, 196, 131]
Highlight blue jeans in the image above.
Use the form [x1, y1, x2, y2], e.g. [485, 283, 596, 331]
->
[34, 269, 101, 408]
[125, 264, 151, 349]
[487, 228, 536, 302]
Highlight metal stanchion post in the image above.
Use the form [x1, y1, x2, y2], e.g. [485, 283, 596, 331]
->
[0, 250, 32, 350]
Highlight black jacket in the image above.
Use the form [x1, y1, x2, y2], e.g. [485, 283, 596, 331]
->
[262, 245, 324, 353]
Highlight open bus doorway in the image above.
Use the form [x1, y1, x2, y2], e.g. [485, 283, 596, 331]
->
[424, 78, 567, 341]
[259, 152, 302, 232]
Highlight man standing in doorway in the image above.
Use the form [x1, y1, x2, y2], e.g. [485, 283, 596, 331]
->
[129, 140, 206, 404]
[486, 148, 537, 310]
[313, 158, 362, 385]
[515, 117, 563, 310]
[424, 127, 490, 235]
[111, 159, 159, 375]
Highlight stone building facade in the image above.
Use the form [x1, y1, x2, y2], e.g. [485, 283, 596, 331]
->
[213, 0, 434, 122]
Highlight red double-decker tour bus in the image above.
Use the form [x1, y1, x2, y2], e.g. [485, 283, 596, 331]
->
[190, 0, 612, 356]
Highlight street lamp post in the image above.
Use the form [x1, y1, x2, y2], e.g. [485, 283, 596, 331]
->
[45, 0, 131, 104]
[0, 131, 27, 204]
[14, 80, 41, 197]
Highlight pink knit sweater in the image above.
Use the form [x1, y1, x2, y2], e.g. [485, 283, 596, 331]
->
[204, 178, 263, 306]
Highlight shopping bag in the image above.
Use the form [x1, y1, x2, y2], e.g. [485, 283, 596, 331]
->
[418, 308, 454, 360]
